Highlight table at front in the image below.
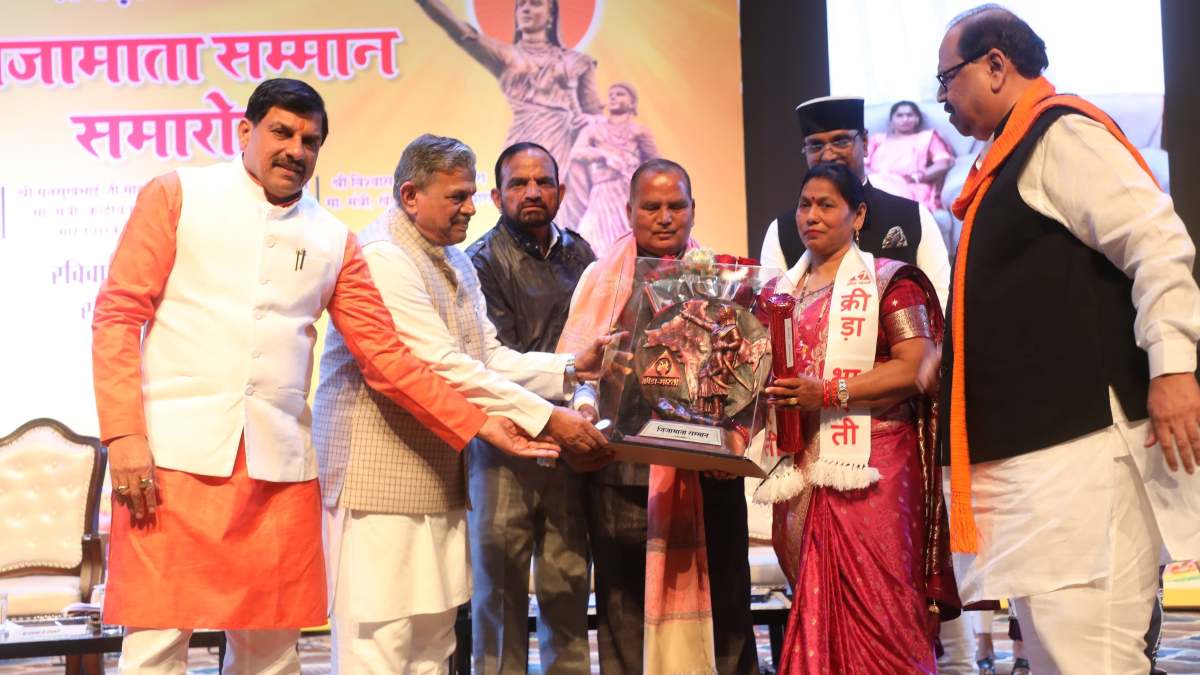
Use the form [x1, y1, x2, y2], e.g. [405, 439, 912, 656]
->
[0, 627, 227, 675]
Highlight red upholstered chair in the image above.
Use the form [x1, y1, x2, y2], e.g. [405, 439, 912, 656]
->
[0, 418, 106, 619]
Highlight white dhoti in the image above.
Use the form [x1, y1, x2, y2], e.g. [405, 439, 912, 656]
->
[324, 506, 470, 675]
[959, 394, 1200, 673]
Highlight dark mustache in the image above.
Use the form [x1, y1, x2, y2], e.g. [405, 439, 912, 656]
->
[944, 103, 955, 115]
[274, 159, 305, 172]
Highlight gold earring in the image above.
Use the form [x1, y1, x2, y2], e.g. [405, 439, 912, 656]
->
[854, 228, 861, 244]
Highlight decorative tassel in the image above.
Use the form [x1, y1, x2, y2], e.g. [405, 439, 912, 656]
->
[806, 457, 880, 491]
[751, 461, 806, 505]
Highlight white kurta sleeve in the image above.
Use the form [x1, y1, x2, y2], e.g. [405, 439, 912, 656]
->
[915, 204, 951, 312]
[565, 261, 600, 412]
[477, 307, 572, 402]
[362, 242, 555, 436]
[1018, 113, 1200, 378]
[759, 218, 789, 275]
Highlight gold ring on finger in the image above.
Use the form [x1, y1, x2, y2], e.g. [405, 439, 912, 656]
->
[139, 477, 153, 488]
[115, 485, 130, 494]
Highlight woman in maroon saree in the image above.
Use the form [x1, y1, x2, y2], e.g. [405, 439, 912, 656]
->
[757, 162, 959, 673]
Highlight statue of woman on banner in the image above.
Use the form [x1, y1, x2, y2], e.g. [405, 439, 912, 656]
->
[559, 82, 659, 254]
[414, 0, 603, 182]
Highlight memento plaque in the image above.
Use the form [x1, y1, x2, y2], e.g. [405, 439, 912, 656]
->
[594, 250, 780, 477]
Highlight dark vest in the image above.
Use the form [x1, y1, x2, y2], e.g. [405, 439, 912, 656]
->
[776, 181, 922, 267]
[938, 107, 1150, 465]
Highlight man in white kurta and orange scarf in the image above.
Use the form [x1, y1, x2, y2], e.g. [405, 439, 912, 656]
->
[931, 6, 1200, 673]
[92, 78, 554, 675]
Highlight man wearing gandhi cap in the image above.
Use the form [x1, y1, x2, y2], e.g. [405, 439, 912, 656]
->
[759, 95, 950, 309]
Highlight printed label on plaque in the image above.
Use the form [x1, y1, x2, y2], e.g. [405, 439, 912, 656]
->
[638, 419, 723, 447]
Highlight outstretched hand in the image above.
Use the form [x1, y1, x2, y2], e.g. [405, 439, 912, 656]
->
[544, 405, 615, 469]
[478, 416, 560, 460]
[575, 331, 629, 381]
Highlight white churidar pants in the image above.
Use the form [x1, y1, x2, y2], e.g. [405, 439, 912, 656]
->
[936, 549, 983, 674]
[118, 628, 299, 675]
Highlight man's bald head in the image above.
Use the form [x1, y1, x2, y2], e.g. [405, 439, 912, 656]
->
[627, 158, 696, 258]
[947, 4, 1048, 78]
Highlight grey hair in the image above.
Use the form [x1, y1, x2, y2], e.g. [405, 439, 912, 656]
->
[392, 133, 476, 205]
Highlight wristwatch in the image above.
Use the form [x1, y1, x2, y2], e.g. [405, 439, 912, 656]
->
[563, 354, 578, 398]
[836, 378, 850, 410]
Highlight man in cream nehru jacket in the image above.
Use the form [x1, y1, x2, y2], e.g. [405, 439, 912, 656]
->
[314, 134, 612, 674]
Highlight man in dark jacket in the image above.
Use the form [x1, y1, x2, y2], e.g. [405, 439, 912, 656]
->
[465, 141, 597, 674]
[758, 96, 950, 309]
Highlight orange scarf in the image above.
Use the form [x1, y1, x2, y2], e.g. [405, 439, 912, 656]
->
[947, 76, 1159, 553]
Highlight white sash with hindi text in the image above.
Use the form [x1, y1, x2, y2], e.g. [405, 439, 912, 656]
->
[812, 246, 881, 489]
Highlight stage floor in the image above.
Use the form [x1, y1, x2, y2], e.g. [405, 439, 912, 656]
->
[2, 612, 1200, 674]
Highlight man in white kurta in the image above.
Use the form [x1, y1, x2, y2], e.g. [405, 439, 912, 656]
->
[934, 7, 1200, 673]
[313, 134, 608, 674]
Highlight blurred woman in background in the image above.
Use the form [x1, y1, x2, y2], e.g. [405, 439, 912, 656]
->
[867, 100, 955, 213]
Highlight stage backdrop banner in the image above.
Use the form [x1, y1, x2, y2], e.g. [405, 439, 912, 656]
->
[0, 0, 746, 437]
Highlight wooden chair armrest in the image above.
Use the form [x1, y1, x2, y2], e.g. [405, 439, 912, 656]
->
[79, 534, 104, 603]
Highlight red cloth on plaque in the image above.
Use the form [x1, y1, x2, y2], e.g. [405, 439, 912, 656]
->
[103, 442, 325, 629]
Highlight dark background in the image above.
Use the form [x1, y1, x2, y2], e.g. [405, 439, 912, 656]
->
[740, 0, 1200, 276]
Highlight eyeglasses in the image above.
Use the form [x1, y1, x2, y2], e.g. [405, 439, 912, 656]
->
[936, 50, 987, 90]
[802, 131, 860, 156]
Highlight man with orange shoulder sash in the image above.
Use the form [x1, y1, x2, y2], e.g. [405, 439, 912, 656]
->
[92, 78, 546, 675]
[930, 7, 1200, 673]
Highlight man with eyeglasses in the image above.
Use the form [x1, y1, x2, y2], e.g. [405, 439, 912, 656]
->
[929, 5, 1200, 673]
[758, 96, 950, 309]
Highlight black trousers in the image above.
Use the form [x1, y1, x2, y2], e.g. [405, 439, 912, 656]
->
[586, 474, 760, 674]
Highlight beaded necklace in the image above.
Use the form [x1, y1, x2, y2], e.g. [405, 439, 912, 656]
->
[795, 271, 833, 370]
